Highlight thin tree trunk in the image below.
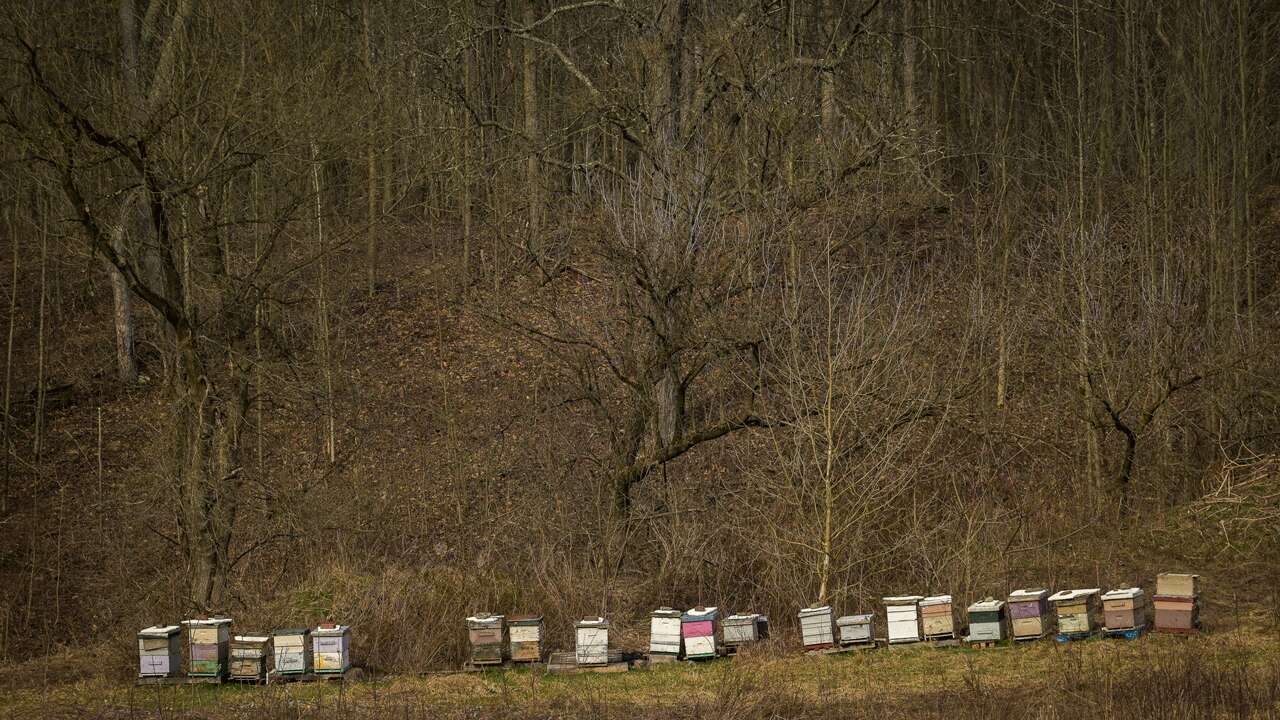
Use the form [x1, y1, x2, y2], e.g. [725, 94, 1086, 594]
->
[311, 140, 336, 464]
[364, 0, 378, 298]
[523, 0, 540, 235]
[2, 208, 16, 513]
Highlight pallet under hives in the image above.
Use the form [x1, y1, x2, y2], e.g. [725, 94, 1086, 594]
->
[546, 649, 634, 674]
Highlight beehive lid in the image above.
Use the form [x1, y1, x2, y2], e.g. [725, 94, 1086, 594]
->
[272, 628, 310, 637]
[1008, 588, 1049, 601]
[1049, 588, 1100, 603]
[682, 606, 719, 620]
[182, 617, 232, 627]
[509, 614, 543, 625]
[139, 625, 180, 638]
[577, 617, 609, 628]
[798, 605, 832, 618]
[233, 635, 270, 644]
[837, 614, 873, 625]
[313, 624, 350, 636]
[968, 599, 1005, 613]
[883, 595, 924, 605]
[466, 614, 505, 628]
[1101, 588, 1144, 601]
[651, 607, 682, 618]
[725, 613, 759, 623]
[920, 595, 952, 607]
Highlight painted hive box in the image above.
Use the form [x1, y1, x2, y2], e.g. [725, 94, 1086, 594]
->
[1153, 595, 1200, 632]
[229, 635, 271, 680]
[183, 617, 232, 677]
[966, 599, 1006, 642]
[313, 624, 351, 673]
[272, 628, 312, 674]
[575, 618, 610, 666]
[884, 596, 924, 644]
[1101, 588, 1147, 630]
[836, 614, 874, 645]
[919, 595, 955, 638]
[1049, 589, 1101, 635]
[137, 625, 181, 677]
[681, 606, 721, 659]
[723, 613, 768, 646]
[650, 607, 683, 657]
[798, 606, 836, 650]
[508, 615, 544, 662]
[466, 614, 507, 665]
[1007, 588, 1052, 639]
[1156, 573, 1200, 598]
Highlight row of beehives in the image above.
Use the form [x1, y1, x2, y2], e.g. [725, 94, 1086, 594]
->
[465, 606, 769, 667]
[137, 618, 352, 681]
[801, 573, 1202, 650]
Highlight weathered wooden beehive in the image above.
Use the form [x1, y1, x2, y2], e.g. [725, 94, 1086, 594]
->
[312, 623, 351, 674]
[681, 606, 722, 660]
[137, 625, 181, 677]
[1101, 588, 1147, 632]
[229, 635, 271, 681]
[883, 596, 924, 644]
[1007, 588, 1052, 640]
[649, 607, 683, 659]
[798, 606, 836, 650]
[965, 599, 1006, 642]
[1050, 589, 1101, 636]
[575, 617, 610, 666]
[466, 614, 507, 665]
[183, 617, 232, 677]
[1154, 573, 1202, 633]
[836, 614, 874, 646]
[508, 615, 544, 663]
[919, 595, 956, 640]
[723, 613, 769, 648]
[271, 628, 312, 675]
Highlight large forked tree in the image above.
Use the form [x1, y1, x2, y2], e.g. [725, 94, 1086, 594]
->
[0, 1, 326, 610]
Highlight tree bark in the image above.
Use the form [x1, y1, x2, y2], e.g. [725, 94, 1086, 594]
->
[523, 0, 540, 234]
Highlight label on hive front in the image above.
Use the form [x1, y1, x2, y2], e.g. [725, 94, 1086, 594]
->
[315, 652, 346, 671]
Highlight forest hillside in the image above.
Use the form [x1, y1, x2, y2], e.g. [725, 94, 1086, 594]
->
[0, 0, 1278, 689]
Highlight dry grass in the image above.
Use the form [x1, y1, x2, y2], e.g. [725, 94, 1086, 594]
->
[4, 628, 1279, 719]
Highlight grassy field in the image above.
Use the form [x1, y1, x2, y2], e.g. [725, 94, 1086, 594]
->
[4, 628, 1280, 719]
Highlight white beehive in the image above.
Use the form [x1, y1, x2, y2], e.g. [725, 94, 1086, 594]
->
[883, 596, 924, 644]
[798, 606, 836, 650]
[1049, 589, 1102, 635]
[137, 625, 181, 677]
[272, 628, 312, 674]
[836, 614, 874, 645]
[182, 617, 232, 677]
[312, 624, 351, 674]
[575, 617, 610, 666]
[723, 613, 768, 647]
[649, 607, 683, 658]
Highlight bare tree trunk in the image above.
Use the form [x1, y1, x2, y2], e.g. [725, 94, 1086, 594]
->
[311, 140, 336, 464]
[523, 0, 540, 235]
[363, 0, 378, 298]
[110, 0, 142, 384]
[2, 208, 16, 513]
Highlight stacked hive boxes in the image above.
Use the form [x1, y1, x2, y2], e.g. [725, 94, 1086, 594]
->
[649, 607, 684, 660]
[723, 613, 768, 650]
[965, 599, 1006, 643]
[271, 628, 312, 675]
[836, 614, 874, 646]
[229, 635, 271, 681]
[1101, 588, 1148, 633]
[575, 618, 610, 666]
[183, 618, 232, 678]
[137, 625, 181, 678]
[681, 606, 722, 660]
[919, 595, 956, 640]
[798, 606, 836, 650]
[313, 624, 351, 674]
[1050, 589, 1102, 638]
[884, 596, 924, 644]
[1007, 589, 1052, 640]
[466, 614, 507, 666]
[1154, 573, 1202, 633]
[508, 615, 544, 662]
